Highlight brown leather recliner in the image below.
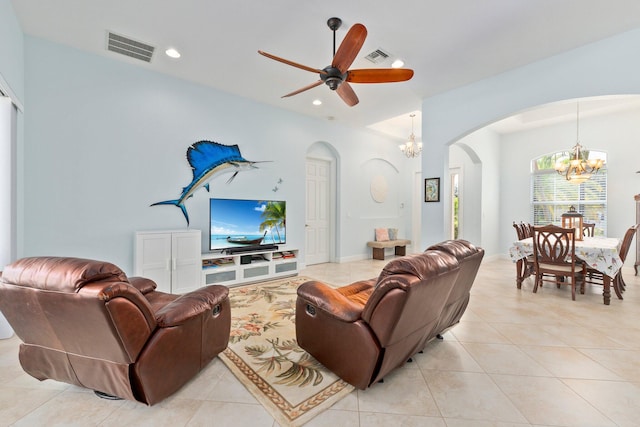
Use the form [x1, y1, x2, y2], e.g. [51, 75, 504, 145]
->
[422, 240, 485, 344]
[295, 239, 483, 390]
[0, 257, 231, 405]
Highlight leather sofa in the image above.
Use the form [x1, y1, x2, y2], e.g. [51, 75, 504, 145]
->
[295, 239, 484, 389]
[0, 257, 231, 405]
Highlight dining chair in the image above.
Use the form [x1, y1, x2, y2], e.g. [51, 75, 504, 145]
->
[513, 221, 534, 279]
[583, 222, 596, 237]
[532, 225, 586, 300]
[616, 224, 638, 292]
[584, 224, 638, 298]
[512, 221, 526, 240]
[513, 221, 534, 239]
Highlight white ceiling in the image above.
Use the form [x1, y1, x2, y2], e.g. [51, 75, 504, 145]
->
[489, 95, 640, 134]
[10, 0, 640, 139]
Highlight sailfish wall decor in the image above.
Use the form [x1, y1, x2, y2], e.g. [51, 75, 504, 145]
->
[151, 140, 264, 225]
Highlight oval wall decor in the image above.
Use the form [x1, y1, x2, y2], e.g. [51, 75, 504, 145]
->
[370, 175, 389, 203]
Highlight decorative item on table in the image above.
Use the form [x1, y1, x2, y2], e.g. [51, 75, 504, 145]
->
[561, 205, 584, 240]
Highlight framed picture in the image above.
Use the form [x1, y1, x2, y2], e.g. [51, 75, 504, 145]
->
[424, 178, 440, 202]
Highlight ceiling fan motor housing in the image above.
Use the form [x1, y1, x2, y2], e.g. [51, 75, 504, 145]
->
[321, 66, 347, 90]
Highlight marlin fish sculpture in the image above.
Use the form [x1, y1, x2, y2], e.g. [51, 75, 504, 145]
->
[151, 140, 263, 225]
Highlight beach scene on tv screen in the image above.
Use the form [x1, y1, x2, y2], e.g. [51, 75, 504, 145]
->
[210, 199, 286, 250]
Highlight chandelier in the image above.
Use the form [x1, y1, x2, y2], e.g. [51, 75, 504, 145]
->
[399, 113, 422, 158]
[554, 103, 604, 184]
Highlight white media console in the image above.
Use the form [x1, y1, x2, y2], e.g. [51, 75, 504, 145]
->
[134, 229, 299, 293]
[201, 248, 299, 287]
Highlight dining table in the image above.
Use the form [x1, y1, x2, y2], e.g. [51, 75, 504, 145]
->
[509, 236, 622, 305]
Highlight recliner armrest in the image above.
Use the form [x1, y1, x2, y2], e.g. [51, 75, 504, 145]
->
[155, 285, 229, 327]
[297, 281, 364, 322]
[128, 276, 157, 294]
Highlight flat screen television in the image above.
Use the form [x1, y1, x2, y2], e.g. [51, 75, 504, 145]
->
[209, 198, 286, 252]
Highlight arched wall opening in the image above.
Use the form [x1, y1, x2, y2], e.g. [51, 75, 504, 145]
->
[445, 95, 640, 259]
[421, 28, 640, 256]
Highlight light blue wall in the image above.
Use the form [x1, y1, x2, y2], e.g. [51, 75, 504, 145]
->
[422, 28, 640, 254]
[450, 126, 501, 253]
[0, 1, 24, 105]
[22, 37, 414, 273]
[455, 127, 501, 256]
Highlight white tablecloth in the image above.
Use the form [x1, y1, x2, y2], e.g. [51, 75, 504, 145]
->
[509, 236, 622, 279]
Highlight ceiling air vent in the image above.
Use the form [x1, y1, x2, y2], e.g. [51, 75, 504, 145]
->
[364, 48, 390, 64]
[107, 32, 155, 62]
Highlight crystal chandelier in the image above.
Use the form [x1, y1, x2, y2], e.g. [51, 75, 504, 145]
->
[554, 103, 605, 184]
[399, 113, 422, 158]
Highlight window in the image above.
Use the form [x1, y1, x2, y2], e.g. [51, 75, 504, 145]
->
[530, 150, 607, 235]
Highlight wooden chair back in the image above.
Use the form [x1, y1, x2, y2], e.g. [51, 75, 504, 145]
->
[619, 224, 639, 263]
[512, 222, 534, 240]
[512, 222, 526, 240]
[583, 222, 596, 237]
[533, 225, 575, 267]
[532, 224, 584, 300]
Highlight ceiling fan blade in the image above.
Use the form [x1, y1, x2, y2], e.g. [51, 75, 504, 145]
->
[332, 23, 367, 74]
[258, 50, 327, 75]
[336, 82, 359, 107]
[347, 68, 414, 83]
[281, 80, 323, 98]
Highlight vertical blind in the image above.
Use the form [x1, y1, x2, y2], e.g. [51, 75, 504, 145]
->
[530, 167, 607, 236]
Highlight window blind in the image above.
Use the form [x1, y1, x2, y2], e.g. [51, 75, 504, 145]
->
[530, 168, 607, 236]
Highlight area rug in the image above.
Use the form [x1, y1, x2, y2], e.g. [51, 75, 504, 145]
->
[218, 276, 355, 426]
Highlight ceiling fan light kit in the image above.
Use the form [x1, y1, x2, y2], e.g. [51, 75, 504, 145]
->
[258, 17, 414, 107]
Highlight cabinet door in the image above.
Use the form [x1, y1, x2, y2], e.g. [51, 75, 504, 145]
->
[171, 231, 202, 294]
[135, 233, 172, 293]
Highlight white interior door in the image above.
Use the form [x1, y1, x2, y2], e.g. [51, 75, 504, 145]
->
[0, 96, 13, 268]
[0, 95, 15, 338]
[305, 158, 330, 265]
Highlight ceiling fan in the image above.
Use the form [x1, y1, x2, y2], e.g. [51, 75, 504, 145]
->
[258, 17, 414, 107]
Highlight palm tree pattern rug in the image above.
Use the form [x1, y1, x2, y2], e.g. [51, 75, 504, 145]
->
[218, 276, 354, 426]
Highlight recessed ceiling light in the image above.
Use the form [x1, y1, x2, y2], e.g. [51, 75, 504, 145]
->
[165, 48, 181, 58]
[312, 99, 322, 106]
[391, 59, 405, 68]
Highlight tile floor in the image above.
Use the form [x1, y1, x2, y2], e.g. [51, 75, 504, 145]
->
[1, 256, 640, 426]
